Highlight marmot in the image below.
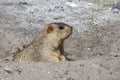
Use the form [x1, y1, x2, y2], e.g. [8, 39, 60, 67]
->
[13, 22, 73, 62]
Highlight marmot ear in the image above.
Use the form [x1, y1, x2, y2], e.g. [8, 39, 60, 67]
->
[43, 25, 54, 37]
[46, 25, 54, 33]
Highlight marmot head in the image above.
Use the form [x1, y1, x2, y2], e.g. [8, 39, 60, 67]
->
[43, 22, 73, 41]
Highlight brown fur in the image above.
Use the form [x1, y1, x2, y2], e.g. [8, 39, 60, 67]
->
[13, 22, 73, 62]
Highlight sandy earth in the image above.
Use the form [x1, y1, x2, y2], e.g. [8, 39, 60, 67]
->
[0, 0, 120, 80]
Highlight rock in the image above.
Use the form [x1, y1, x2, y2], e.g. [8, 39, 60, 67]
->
[112, 1, 120, 10]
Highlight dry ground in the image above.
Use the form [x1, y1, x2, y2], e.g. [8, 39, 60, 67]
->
[0, 0, 120, 80]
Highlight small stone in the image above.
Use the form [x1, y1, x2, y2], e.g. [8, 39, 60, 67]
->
[66, 2, 78, 8]
[114, 55, 118, 57]
[115, 48, 119, 52]
[19, 2, 28, 5]
[112, 1, 120, 10]
[4, 66, 13, 74]
[16, 69, 22, 75]
[88, 48, 91, 50]
[26, 36, 29, 39]
[48, 71, 50, 74]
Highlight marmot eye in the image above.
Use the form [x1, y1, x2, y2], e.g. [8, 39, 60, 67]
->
[58, 26, 64, 29]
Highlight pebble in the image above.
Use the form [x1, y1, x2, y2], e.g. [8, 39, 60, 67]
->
[4, 66, 13, 74]
[112, 1, 120, 10]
